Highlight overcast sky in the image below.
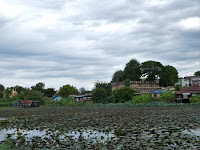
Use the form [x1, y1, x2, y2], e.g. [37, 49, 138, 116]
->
[0, 0, 200, 90]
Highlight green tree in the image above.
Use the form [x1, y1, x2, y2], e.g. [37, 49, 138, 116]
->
[160, 91, 175, 102]
[26, 90, 44, 104]
[113, 86, 136, 103]
[58, 84, 78, 98]
[141, 60, 164, 81]
[94, 81, 112, 97]
[194, 71, 200, 77]
[159, 65, 178, 87]
[123, 59, 141, 81]
[31, 82, 45, 92]
[0, 84, 5, 92]
[0, 84, 5, 99]
[112, 70, 124, 83]
[91, 88, 107, 102]
[43, 88, 56, 97]
[4, 88, 12, 99]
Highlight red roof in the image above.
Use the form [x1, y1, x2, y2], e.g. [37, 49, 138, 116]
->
[174, 91, 200, 94]
[19, 100, 33, 104]
[180, 87, 200, 91]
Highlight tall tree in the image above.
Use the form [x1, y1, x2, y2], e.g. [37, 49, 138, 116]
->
[31, 82, 45, 92]
[58, 84, 78, 98]
[159, 65, 178, 87]
[43, 88, 56, 97]
[112, 70, 124, 83]
[194, 71, 200, 77]
[0, 84, 5, 92]
[0, 84, 5, 98]
[141, 60, 164, 81]
[123, 59, 141, 81]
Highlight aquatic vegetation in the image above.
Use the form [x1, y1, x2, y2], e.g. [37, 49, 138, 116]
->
[0, 105, 200, 149]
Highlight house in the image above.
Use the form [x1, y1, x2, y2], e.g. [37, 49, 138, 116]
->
[150, 90, 171, 98]
[17, 100, 39, 107]
[175, 78, 189, 87]
[52, 95, 62, 101]
[173, 86, 200, 103]
[74, 93, 92, 102]
[175, 76, 200, 87]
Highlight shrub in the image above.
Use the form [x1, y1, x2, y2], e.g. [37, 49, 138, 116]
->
[159, 91, 174, 102]
[113, 86, 136, 103]
[189, 95, 200, 103]
[131, 94, 155, 104]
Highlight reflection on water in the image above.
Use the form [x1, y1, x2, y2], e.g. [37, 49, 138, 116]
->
[188, 128, 200, 137]
[0, 128, 116, 142]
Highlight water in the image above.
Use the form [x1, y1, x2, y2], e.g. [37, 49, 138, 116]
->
[187, 128, 200, 137]
[0, 118, 6, 121]
[0, 128, 116, 142]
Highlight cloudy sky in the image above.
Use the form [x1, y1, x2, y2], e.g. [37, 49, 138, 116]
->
[0, 0, 200, 90]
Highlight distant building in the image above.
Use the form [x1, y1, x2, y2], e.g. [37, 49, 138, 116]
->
[173, 86, 200, 103]
[52, 96, 62, 101]
[175, 76, 200, 87]
[150, 90, 171, 98]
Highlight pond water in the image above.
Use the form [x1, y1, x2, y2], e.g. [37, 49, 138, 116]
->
[186, 128, 200, 137]
[0, 128, 116, 143]
[0, 118, 6, 121]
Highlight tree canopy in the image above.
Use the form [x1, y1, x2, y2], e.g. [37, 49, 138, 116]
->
[141, 60, 164, 81]
[123, 59, 141, 81]
[58, 84, 78, 98]
[194, 71, 200, 77]
[112, 70, 124, 83]
[159, 65, 178, 87]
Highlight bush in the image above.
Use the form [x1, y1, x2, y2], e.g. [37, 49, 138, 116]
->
[159, 91, 174, 102]
[113, 86, 136, 103]
[46, 97, 76, 106]
[131, 94, 155, 104]
[189, 95, 200, 103]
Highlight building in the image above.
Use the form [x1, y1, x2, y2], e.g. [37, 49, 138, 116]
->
[175, 76, 200, 87]
[52, 96, 62, 101]
[17, 100, 39, 107]
[175, 78, 189, 87]
[74, 93, 92, 102]
[112, 81, 161, 94]
[150, 90, 171, 98]
[173, 86, 200, 103]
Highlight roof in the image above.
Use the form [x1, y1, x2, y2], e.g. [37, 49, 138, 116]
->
[173, 91, 200, 94]
[150, 90, 171, 94]
[180, 87, 200, 91]
[74, 94, 92, 98]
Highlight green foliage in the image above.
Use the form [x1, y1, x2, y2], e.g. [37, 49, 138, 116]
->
[92, 88, 107, 102]
[113, 86, 136, 103]
[58, 84, 78, 98]
[0, 84, 5, 92]
[0, 92, 3, 98]
[194, 71, 200, 77]
[31, 82, 45, 92]
[112, 70, 124, 83]
[189, 95, 200, 103]
[131, 94, 155, 104]
[47, 97, 76, 106]
[92, 81, 112, 103]
[124, 79, 131, 86]
[79, 87, 90, 94]
[141, 60, 164, 81]
[123, 59, 141, 81]
[25, 90, 44, 104]
[159, 65, 178, 87]
[43, 88, 56, 97]
[174, 85, 181, 91]
[159, 91, 175, 102]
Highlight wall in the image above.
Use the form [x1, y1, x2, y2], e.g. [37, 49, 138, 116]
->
[112, 81, 161, 93]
